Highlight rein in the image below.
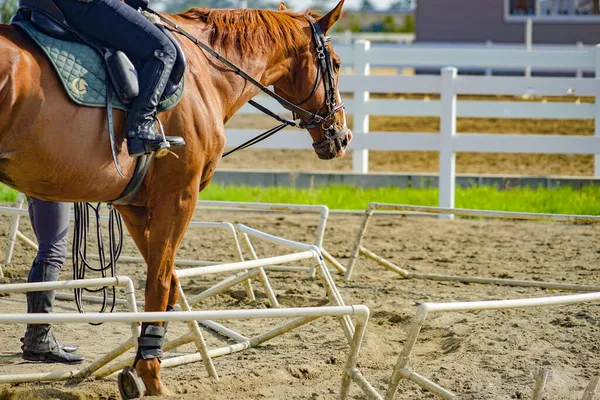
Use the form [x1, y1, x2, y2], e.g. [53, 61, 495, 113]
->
[146, 8, 345, 157]
[72, 202, 124, 323]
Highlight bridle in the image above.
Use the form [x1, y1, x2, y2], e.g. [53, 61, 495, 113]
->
[146, 9, 348, 157]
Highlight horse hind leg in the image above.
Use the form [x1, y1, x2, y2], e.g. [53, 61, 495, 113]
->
[0, 42, 23, 134]
[0, 43, 37, 187]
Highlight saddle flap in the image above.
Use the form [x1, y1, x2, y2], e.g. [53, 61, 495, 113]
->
[106, 51, 139, 104]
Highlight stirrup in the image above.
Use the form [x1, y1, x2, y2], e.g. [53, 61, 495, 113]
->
[127, 137, 185, 158]
[127, 118, 185, 158]
[153, 117, 183, 158]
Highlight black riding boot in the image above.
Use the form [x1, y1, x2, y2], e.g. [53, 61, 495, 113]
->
[21, 261, 84, 364]
[126, 49, 185, 158]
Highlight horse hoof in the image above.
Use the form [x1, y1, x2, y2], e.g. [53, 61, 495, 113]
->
[118, 366, 146, 399]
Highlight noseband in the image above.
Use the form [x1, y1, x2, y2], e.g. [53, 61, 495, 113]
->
[146, 9, 348, 157]
[298, 21, 349, 153]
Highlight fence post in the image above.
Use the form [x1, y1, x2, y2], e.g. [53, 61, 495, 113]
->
[525, 18, 533, 78]
[595, 45, 600, 177]
[576, 42, 584, 79]
[352, 40, 371, 174]
[485, 40, 493, 77]
[439, 67, 457, 215]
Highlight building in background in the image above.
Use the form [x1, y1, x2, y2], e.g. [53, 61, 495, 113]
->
[416, 0, 600, 44]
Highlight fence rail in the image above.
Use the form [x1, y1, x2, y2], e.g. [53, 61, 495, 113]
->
[225, 41, 600, 208]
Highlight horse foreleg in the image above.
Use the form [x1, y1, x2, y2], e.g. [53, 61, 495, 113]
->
[135, 189, 196, 396]
[116, 195, 193, 397]
[117, 204, 179, 308]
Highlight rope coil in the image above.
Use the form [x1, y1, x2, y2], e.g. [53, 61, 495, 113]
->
[72, 202, 123, 323]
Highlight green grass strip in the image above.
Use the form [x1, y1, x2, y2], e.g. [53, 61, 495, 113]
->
[1, 184, 597, 215]
[199, 184, 600, 215]
[0, 186, 18, 203]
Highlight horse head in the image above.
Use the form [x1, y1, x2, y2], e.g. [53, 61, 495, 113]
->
[273, 1, 352, 160]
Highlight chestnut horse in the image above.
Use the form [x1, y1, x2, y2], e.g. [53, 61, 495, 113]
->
[0, 0, 351, 396]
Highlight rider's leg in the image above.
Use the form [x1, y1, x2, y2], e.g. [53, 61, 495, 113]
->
[53, 0, 183, 157]
[125, 44, 177, 157]
[21, 197, 84, 364]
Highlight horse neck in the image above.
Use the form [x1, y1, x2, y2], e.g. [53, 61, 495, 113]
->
[211, 46, 292, 122]
[176, 16, 297, 122]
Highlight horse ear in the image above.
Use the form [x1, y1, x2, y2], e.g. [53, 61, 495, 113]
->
[278, 1, 287, 11]
[317, 0, 345, 33]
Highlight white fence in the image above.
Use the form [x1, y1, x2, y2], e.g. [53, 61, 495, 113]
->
[330, 32, 415, 44]
[226, 42, 600, 208]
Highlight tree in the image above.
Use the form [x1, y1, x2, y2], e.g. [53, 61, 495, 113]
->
[348, 14, 362, 32]
[388, 0, 415, 11]
[1, 0, 18, 24]
[381, 15, 399, 33]
[360, 0, 375, 11]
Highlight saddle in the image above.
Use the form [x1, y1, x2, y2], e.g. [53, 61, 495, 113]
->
[12, 0, 186, 110]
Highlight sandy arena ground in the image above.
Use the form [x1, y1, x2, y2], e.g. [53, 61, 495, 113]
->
[0, 208, 599, 400]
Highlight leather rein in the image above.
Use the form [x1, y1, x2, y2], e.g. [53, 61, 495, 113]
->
[146, 8, 347, 157]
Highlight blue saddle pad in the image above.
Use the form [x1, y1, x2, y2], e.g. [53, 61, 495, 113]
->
[14, 20, 183, 112]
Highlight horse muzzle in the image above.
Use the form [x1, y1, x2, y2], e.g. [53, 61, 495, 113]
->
[312, 126, 352, 160]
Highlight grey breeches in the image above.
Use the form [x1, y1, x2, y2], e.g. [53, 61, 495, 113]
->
[22, 198, 71, 352]
[27, 197, 70, 269]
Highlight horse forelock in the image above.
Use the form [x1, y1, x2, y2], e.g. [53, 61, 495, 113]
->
[178, 8, 319, 56]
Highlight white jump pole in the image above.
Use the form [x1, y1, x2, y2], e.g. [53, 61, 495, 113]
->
[385, 292, 600, 399]
[365, 203, 600, 223]
[54, 289, 249, 344]
[3, 198, 344, 278]
[196, 201, 343, 275]
[95, 313, 323, 379]
[1, 305, 376, 400]
[344, 207, 374, 281]
[237, 224, 355, 342]
[3, 193, 27, 271]
[0, 204, 253, 271]
[2, 205, 258, 301]
[0, 306, 376, 394]
[55, 252, 319, 344]
[344, 203, 600, 291]
[0, 276, 140, 384]
[531, 367, 550, 400]
[583, 376, 600, 400]
[176, 283, 219, 380]
[91, 306, 378, 399]
[239, 233, 281, 307]
[173, 250, 318, 351]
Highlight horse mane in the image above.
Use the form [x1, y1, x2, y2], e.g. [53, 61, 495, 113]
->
[178, 8, 319, 55]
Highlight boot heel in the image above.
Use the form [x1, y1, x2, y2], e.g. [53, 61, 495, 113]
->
[127, 138, 151, 158]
